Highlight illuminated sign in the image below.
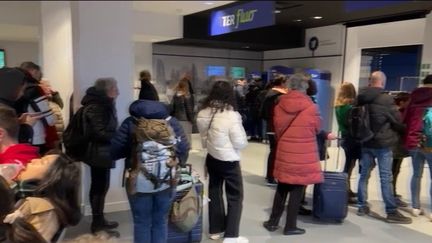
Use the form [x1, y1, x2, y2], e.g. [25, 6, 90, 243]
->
[210, 1, 275, 36]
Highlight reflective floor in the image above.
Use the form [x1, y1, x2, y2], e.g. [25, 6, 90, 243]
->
[64, 135, 432, 242]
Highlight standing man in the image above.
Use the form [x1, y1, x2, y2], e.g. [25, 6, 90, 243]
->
[356, 71, 412, 224]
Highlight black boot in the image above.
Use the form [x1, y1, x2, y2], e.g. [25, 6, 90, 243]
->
[90, 195, 119, 233]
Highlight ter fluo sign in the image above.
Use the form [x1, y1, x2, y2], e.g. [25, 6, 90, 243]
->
[210, 1, 275, 36]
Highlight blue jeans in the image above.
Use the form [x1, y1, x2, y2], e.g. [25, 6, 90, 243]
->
[358, 148, 397, 214]
[409, 149, 432, 210]
[128, 188, 174, 243]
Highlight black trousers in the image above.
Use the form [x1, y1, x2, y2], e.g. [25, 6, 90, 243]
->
[206, 154, 244, 238]
[392, 158, 404, 196]
[341, 136, 361, 194]
[89, 167, 111, 223]
[266, 134, 276, 181]
[268, 183, 305, 230]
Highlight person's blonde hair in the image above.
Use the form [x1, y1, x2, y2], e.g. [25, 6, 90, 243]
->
[174, 77, 190, 97]
[335, 82, 356, 106]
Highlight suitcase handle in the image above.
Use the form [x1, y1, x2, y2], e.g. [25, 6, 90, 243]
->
[324, 136, 342, 172]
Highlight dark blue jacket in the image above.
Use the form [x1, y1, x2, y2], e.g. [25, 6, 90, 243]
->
[111, 100, 190, 167]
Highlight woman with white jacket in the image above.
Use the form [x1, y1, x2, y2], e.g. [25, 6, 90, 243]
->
[197, 81, 249, 243]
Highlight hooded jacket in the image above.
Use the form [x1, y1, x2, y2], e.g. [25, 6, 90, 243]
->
[81, 87, 118, 168]
[273, 90, 323, 185]
[259, 87, 288, 133]
[110, 100, 190, 193]
[356, 87, 405, 148]
[0, 144, 39, 166]
[403, 86, 432, 149]
[0, 67, 33, 143]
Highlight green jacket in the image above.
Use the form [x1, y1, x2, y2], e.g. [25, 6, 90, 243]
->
[335, 104, 351, 136]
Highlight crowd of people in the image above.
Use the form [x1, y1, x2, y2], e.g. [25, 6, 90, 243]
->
[0, 61, 432, 243]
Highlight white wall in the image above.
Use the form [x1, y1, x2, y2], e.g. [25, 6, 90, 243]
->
[344, 18, 426, 90]
[40, 1, 74, 124]
[0, 40, 39, 67]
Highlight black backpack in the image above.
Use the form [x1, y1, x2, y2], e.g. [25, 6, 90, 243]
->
[347, 104, 374, 143]
[63, 106, 90, 161]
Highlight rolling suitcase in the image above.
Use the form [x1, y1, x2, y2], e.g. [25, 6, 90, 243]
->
[167, 166, 203, 243]
[313, 139, 348, 223]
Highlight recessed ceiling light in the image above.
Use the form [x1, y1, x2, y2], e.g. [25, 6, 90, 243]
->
[293, 19, 302, 22]
[204, 2, 214, 5]
[312, 16, 323, 19]
[274, 10, 281, 14]
[243, 46, 250, 49]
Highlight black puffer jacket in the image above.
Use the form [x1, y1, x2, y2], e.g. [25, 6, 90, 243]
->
[356, 87, 405, 149]
[81, 87, 118, 168]
[171, 93, 194, 122]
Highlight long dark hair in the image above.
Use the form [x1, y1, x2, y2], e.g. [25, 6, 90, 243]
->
[200, 80, 237, 112]
[0, 176, 47, 243]
[34, 153, 82, 227]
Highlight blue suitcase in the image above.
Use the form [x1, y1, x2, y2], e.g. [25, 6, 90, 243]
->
[312, 141, 348, 222]
[167, 181, 203, 243]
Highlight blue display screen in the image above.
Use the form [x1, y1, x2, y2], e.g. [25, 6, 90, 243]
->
[0, 50, 5, 68]
[207, 66, 226, 76]
[210, 1, 275, 36]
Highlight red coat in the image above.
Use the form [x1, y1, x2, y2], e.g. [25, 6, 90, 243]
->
[273, 90, 323, 185]
[0, 143, 39, 166]
[403, 86, 432, 150]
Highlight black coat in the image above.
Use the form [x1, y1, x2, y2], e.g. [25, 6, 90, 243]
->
[356, 87, 405, 149]
[138, 79, 159, 101]
[81, 87, 118, 168]
[171, 93, 194, 122]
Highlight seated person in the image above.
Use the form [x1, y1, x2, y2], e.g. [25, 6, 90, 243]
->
[2, 153, 81, 242]
[0, 105, 39, 183]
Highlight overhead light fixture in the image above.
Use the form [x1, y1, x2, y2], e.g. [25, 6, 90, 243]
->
[204, 2, 214, 5]
[293, 19, 302, 22]
[312, 16, 323, 19]
[243, 46, 250, 49]
[274, 10, 281, 14]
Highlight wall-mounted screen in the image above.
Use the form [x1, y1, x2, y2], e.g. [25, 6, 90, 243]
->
[230, 67, 245, 79]
[207, 65, 226, 76]
[0, 50, 5, 68]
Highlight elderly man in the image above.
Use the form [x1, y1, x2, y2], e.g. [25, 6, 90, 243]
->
[356, 71, 411, 224]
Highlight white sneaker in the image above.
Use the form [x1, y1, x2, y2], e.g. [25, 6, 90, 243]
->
[411, 208, 424, 217]
[223, 236, 249, 243]
[209, 232, 224, 240]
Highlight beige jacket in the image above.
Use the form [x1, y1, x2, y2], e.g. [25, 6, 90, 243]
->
[49, 101, 65, 140]
[18, 197, 60, 242]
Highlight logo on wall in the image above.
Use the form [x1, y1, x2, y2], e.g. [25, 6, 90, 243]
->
[308, 36, 319, 56]
[211, 1, 275, 36]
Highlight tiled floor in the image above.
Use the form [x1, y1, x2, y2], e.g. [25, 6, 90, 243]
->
[64, 135, 432, 242]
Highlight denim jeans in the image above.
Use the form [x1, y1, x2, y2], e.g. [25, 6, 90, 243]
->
[409, 149, 432, 210]
[128, 188, 173, 243]
[358, 147, 397, 214]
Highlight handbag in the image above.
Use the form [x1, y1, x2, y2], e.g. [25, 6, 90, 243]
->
[170, 164, 202, 232]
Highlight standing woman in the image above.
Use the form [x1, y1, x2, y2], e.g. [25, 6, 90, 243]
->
[263, 73, 322, 235]
[81, 78, 119, 236]
[334, 82, 361, 203]
[171, 77, 195, 144]
[197, 81, 249, 243]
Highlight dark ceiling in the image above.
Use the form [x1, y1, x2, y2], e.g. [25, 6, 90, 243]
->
[157, 0, 432, 51]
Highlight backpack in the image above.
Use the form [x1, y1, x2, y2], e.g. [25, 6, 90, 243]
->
[347, 104, 375, 143]
[62, 106, 89, 161]
[422, 107, 432, 152]
[126, 116, 179, 195]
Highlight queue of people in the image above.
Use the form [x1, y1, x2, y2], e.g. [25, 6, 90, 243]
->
[1, 62, 432, 243]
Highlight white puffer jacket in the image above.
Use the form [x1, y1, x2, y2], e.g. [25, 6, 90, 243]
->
[197, 107, 248, 161]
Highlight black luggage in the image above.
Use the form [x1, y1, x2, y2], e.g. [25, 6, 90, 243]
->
[313, 140, 348, 222]
[167, 178, 203, 243]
